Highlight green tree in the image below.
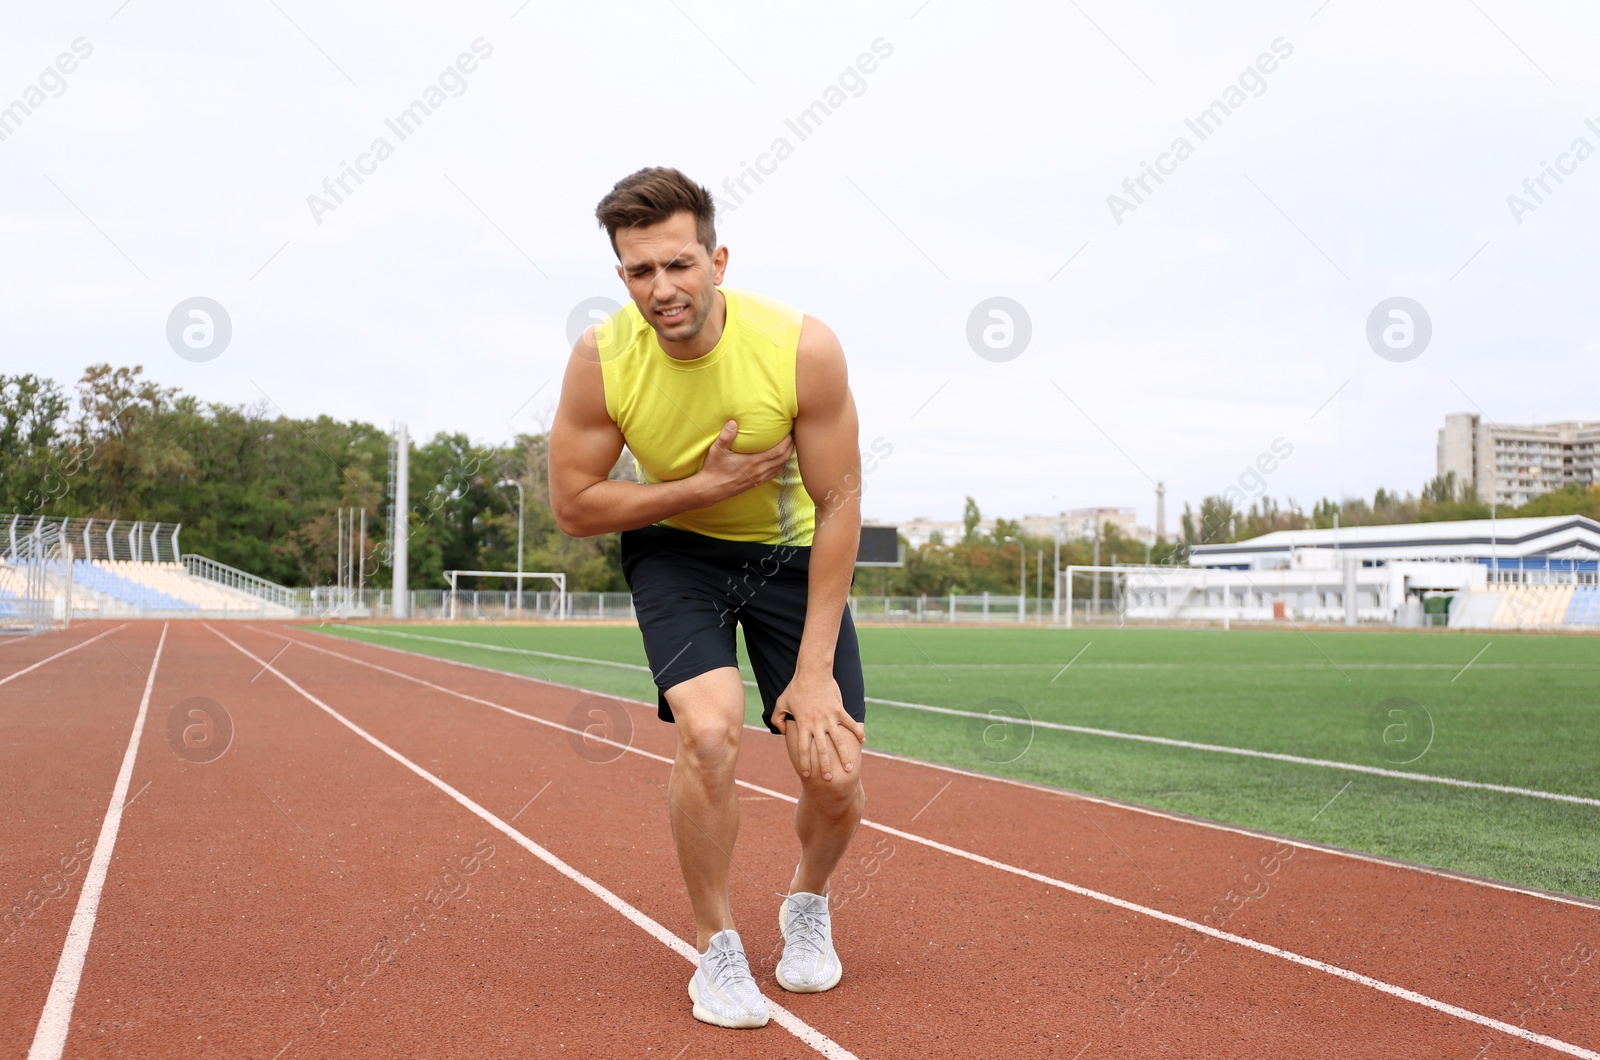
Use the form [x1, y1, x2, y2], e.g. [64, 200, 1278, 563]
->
[1513, 484, 1600, 520]
[962, 496, 981, 542]
[0, 373, 71, 513]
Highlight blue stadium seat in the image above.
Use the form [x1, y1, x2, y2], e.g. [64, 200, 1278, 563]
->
[72, 560, 196, 611]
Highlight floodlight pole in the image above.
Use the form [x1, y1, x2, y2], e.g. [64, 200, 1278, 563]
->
[1004, 535, 1024, 624]
[1035, 549, 1042, 625]
[1053, 524, 1062, 625]
[1092, 516, 1102, 624]
[393, 422, 410, 619]
[497, 478, 525, 618]
[1020, 543, 1026, 624]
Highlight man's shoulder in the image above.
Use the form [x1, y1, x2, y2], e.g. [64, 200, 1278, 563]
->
[725, 286, 803, 318]
[726, 287, 806, 348]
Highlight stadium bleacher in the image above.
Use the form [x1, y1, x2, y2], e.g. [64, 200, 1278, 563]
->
[1564, 585, 1600, 626]
[73, 560, 267, 614]
[1, 556, 273, 619]
[1483, 584, 1578, 629]
[72, 560, 195, 611]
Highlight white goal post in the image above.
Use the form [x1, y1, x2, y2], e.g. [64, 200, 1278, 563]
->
[1, 522, 74, 636]
[443, 569, 566, 620]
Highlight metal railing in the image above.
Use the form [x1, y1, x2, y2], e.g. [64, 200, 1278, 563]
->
[847, 593, 1058, 624]
[183, 554, 302, 613]
[5, 514, 179, 563]
[1486, 567, 1600, 586]
[408, 591, 634, 622]
[0, 526, 74, 635]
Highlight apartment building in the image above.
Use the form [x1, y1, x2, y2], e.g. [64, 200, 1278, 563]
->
[1438, 413, 1600, 507]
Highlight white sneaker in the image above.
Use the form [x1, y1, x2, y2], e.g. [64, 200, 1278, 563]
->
[776, 891, 843, 993]
[688, 929, 769, 1028]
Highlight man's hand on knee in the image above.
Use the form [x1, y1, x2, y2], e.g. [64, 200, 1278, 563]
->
[773, 669, 865, 782]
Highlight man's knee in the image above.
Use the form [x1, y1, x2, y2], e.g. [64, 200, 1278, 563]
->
[676, 715, 741, 774]
[800, 770, 863, 820]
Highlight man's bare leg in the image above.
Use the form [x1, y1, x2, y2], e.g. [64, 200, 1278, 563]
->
[663, 666, 748, 951]
[784, 724, 865, 896]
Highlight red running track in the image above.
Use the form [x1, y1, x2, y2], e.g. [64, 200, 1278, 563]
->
[1, 621, 1596, 1059]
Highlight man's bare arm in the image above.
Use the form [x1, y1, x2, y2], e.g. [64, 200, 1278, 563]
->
[772, 315, 866, 778]
[547, 331, 794, 538]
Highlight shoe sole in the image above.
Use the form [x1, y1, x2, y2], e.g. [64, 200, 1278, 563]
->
[688, 975, 769, 1029]
[775, 902, 844, 994]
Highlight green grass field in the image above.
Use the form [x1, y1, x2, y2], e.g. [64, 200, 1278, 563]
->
[321, 621, 1600, 900]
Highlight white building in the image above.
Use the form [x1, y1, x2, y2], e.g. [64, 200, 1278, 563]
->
[1093, 516, 1600, 628]
[1438, 413, 1600, 507]
[1019, 508, 1154, 544]
[1187, 515, 1600, 574]
[891, 517, 982, 549]
[888, 508, 1154, 550]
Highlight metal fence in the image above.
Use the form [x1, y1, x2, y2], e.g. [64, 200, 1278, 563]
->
[288, 589, 636, 623]
[5, 514, 179, 564]
[184, 554, 302, 615]
[0, 524, 73, 635]
[849, 593, 1045, 624]
[411, 591, 635, 622]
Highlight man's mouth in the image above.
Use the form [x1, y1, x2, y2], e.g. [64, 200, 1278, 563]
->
[657, 304, 688, 321]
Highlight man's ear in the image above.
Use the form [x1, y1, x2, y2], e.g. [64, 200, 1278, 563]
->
[711, 244, 729, 285]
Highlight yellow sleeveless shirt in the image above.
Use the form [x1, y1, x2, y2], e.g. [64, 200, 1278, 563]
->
[597, 287, 816, 546]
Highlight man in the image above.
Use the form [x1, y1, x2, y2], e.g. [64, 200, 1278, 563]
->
[548, 167, 868, 1030]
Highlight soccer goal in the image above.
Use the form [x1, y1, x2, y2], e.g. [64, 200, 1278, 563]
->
[0, 518, 74, 636]
[443, 569, 567, 620]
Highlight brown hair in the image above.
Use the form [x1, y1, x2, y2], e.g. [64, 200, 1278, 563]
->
[595, 167, 717, 259]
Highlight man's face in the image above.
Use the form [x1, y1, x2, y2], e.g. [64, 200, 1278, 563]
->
[614, 211, 727, 345]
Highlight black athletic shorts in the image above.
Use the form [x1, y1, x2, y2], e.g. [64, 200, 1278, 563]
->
[619, 524, 866, 735]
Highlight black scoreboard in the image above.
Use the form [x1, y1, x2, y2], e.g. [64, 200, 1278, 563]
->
[855, 525, 901, 567]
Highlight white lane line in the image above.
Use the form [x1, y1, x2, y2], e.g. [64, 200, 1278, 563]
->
[336, 626, 1600, 809]
[209, 626, 857, 1060]
[305, 626, 1600, 910]
[260, 629, 1600, 1058]
[0, 625, 129, 690]
[853, 819, 1600, 1059]
[29, 623, 168, 1060]
[327, 632, 1600, 671]
[865, 695, 1600, 808]
[860, 750, 1600, 911]
[877, 664, 1600, 671]
[348, 626, 651, 671]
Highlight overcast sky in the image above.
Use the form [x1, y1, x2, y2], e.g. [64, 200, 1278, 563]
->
[4, 1, 1598, 533]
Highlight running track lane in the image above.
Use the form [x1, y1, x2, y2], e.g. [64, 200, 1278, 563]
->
[50, 622, 849, 1059]
[0, 623, 129, 688]
[285, 623, 1600, 1031]
[0, 624, 161, 1059]
[248, 624, 1599, 1058]
[15, 627, 1600, 1056]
